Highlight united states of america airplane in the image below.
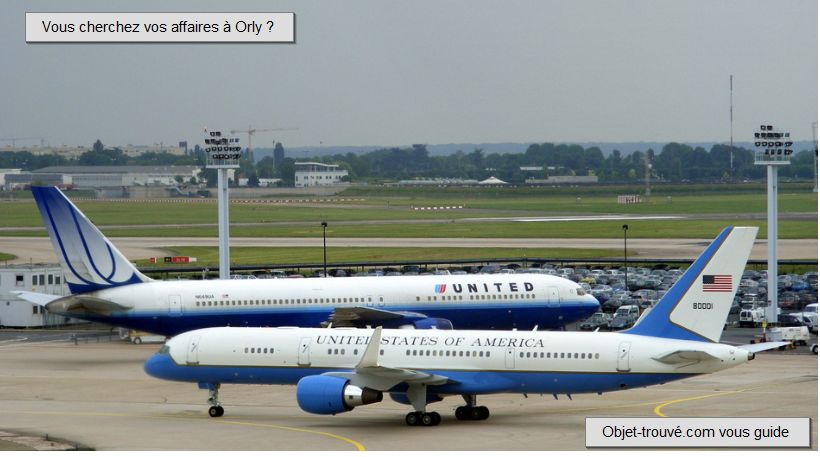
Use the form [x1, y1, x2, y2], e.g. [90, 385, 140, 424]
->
[15, 186, 598, 335]
[145, 226, 784, 426]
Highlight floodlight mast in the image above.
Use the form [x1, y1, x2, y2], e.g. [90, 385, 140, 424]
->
[753, 124, 791, 326]
[204, 129, 241, 280]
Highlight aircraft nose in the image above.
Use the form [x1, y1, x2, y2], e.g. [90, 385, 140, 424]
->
[144, 353, 175, 380]
[585, 294, 601, 309]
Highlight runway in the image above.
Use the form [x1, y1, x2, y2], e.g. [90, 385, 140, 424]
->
[0, 236, 816, 265]
[0, 338, 814, 451]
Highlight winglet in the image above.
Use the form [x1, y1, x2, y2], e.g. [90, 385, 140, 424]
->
[356, 326, 382, 369]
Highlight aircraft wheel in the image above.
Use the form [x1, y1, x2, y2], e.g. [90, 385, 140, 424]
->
[470, 407, 483, 420]
[455, 406, 468, 421]
[477, 406, 490, 420]
[405, 412, 421, 426]
[208, 405, 224, 417]
[421, 413, 435, 426]
[427, 412, 441, 426]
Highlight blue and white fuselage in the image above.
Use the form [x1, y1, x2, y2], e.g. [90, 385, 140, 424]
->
[144, 227, 787, 425]
[24, 186, 598, 336]
[47, 273, 597, 335]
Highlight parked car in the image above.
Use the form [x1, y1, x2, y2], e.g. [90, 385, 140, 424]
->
[607, 315, 637, 331]
[579, 313, 612, 331]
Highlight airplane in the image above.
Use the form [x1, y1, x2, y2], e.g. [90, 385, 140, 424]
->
[144, 226, 785, 426]
[15, 186, 599, 336]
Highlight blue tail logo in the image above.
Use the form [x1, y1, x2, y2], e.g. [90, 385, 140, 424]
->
[32, 187, 150, 294]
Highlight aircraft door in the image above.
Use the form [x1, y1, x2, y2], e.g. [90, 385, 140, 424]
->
[505, 346, 515, 369]
[169, 295, 182, 316]
[186, 335, 200, 365]
[297, 337, 311, 366]
[616, 341, 631, 372]
[547, 287, 560, 307]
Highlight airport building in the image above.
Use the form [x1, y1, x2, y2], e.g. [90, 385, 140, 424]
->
[9, 165, 202, 189]
[0, 264, 70, 327]
[294, 162, 349, 187]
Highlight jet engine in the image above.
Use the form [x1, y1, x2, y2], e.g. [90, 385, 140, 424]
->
[296, 375, 383, 415]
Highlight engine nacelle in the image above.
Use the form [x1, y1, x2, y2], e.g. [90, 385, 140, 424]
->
[296, 375, 383, 415]
[407, 318, 454, 330]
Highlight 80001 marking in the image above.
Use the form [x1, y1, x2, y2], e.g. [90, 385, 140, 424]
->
[692, 302, 713, 310]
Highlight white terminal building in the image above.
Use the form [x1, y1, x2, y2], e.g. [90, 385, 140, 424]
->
[294, 162, 349, 187]
[0, 264, 71, 327]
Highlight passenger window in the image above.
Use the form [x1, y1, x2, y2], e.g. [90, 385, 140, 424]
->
[244, 348, 248, 353]
[328, 349, 332, 355]
[250, 348, 255, 354]
[263, 348, 268, 354]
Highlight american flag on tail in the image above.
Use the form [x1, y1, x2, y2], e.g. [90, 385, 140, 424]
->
[702, 275, 732, 292]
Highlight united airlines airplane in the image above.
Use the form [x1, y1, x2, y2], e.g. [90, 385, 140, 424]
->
[145, 226, 783, 426]
[16, 187, 598, 335]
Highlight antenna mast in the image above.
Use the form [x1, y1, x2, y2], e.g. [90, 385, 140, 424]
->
[729, 75, 734, 179]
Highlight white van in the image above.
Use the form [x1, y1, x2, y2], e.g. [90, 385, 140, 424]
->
[615, 305, 640, 319]
[738, 308, 765, 328]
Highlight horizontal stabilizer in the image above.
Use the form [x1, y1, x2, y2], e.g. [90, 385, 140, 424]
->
[738, 341, 789, 353]
[45, 294, 132, 315]
[652, 349, 718, 364]
[11, 291, 63, 306]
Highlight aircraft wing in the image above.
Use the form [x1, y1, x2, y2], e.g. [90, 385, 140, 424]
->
[652, 349, 719, 364]
[11, 291, 63, 306]
[323, 327, 451, 391]
[326, 306, 423, 327]
[42, 294, 132, 315]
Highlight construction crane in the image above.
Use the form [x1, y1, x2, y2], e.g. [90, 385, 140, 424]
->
[0, 136, 47, 148]
[229, 127, 297, 163]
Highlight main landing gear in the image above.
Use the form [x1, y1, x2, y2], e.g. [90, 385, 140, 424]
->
[455, 394, 489, 421]
[206, 383, 224, 417]
[405, 411, 441, 426]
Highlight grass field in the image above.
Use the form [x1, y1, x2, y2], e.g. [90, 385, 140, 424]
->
[1, 190, 815, 228]
[3, 185, 815, 240]
[0, 252, 16, 262]
[7, 217, 813, 239]
[136, 246, 631, 267]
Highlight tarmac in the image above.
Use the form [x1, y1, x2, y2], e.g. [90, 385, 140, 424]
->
[0, 337, 815, 451]
[0, 236, 816, 265]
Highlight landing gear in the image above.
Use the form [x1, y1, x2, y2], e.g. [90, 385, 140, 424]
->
[455, 394, 489, 421]
[206, 383, 224, 417]
[405, 411, 441, 426]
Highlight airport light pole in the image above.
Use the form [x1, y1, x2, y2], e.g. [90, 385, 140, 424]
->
[622, 224, 628, 291]
[204, 129, 241, 280]
[321, 221, 328, 278]
[754, 124, 791, 326]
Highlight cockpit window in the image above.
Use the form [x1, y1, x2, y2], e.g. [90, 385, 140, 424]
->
[158, 345, 171, 354]
[577, 288, 586, 296]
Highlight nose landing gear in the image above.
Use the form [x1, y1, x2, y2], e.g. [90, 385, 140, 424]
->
[205, 383, 224, 417]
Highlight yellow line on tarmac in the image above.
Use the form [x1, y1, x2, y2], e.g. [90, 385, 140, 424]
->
[8, 410, 366, 451]
[652, 390, 747, 417]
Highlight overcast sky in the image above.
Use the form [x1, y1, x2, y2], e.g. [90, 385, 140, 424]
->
[2, 0, 817, 149]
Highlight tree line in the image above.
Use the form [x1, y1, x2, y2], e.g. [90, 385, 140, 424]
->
[1, 140, 815, 186]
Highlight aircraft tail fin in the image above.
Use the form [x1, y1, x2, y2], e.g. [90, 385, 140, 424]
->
[624, 226, 757, 342]
[31, 186, 151, 294]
